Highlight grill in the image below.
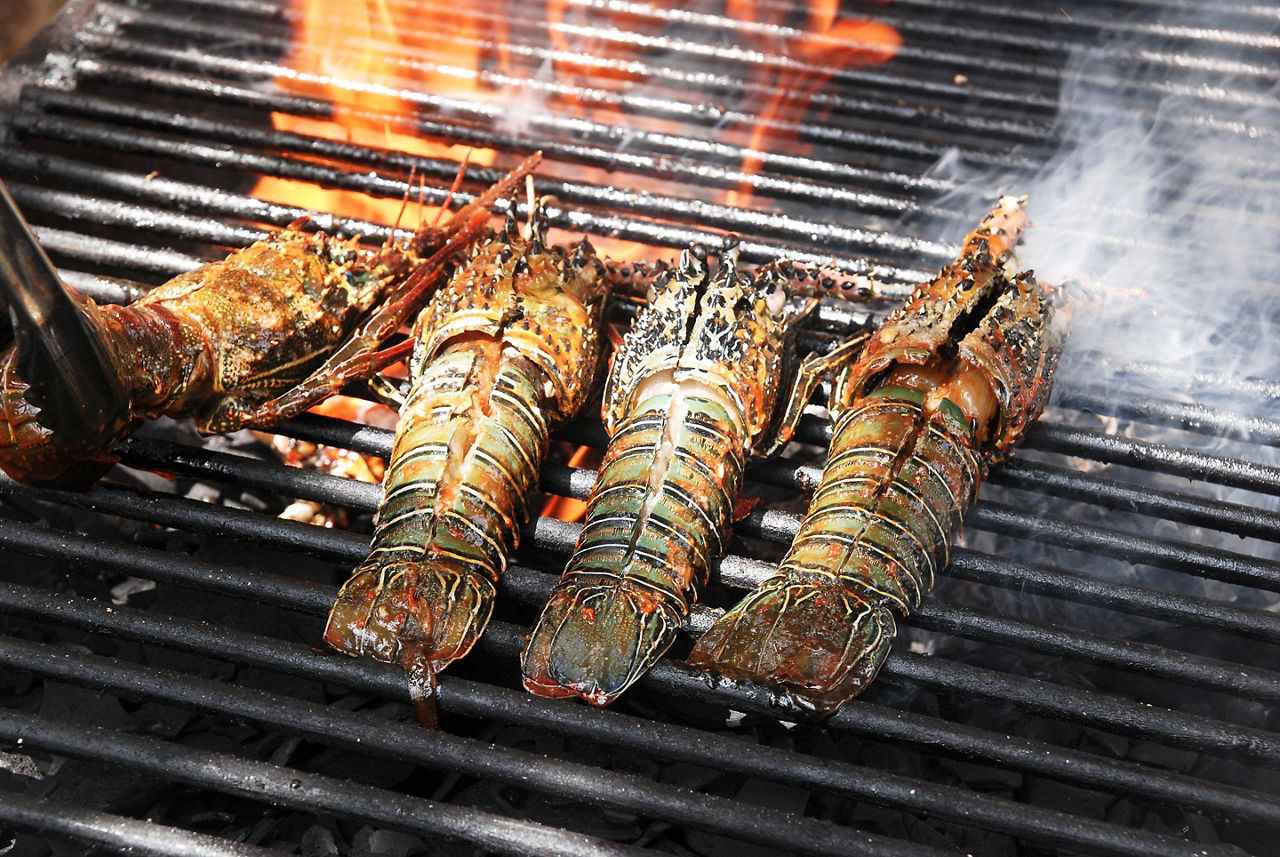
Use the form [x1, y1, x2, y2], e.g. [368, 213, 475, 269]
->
[1, 1, 1279, 855]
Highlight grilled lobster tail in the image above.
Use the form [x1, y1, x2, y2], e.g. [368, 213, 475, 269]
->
[520, 240, 859, 706]
[324, 198, 610, 685]
[688, 197, 1063, 717]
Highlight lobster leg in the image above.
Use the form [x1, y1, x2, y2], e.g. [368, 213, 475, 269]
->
[752, 331, 868, 460]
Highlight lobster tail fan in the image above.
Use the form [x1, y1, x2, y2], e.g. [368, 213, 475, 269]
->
[0, 181, 129, 447]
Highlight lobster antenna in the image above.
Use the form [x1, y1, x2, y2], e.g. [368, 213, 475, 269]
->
[0, 180, 127, 441]
[525, 174, 537, 235]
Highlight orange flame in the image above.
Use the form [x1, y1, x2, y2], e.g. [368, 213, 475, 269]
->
[253, 0, 508, 223]
[254, 0, 901, 520]
[728, 1, 901, 204]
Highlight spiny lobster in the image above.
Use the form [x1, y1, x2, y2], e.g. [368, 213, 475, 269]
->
[688, 197, 1063, 717]
[323, 188, 612, 698]
[0, 154, 540, 487]
[520, 240, 870, 706]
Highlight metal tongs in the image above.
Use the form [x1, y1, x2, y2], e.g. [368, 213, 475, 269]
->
[0, 179, 126, 441]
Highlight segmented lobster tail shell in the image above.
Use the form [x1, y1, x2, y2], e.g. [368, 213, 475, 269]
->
[326, 192, 611, 685]
[520, 370, 748, 704]
[324, 345, 549, 677]
[521, 238, 842, 706]
[689, 197, 1064, 717]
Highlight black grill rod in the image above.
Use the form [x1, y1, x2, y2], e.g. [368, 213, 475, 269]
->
[114, 436, 1280, 699]
[6, 111, 931, 286]
[108, 5, 1052, 163]
[1025, 421, 1280, 497]
[1, 535, 1274, 831]
[1, 103, 922, 230]
[10, 99, 946, 278]
[965, 500, 1280, 596]
[889, 0, 1280, 41]
[115, 430, 1280, 605]
[0, 516, 334, 615]
[558, 0, 1280, 75]
[722, 462, 1280, 597]
[0, 635, 950, 857]
[29, 224, 203, 281]
[264, 414, 1280, 645]
[6, 472, 1280, 768]
[0, 475, 372, 564]
[146, 1, 1059, 151]
[0, 708, 653, 857]
[479, 623, 1280, 821]
[57, 270, 147, 305]
[754, 451, 1280, 546]
[279, 407, 1280, 506]
[9, 87, 931, 231]
[6, 181, 265, 249]
[991, 457, 1280, 543]
[493, 557, 1280, 771]
[11, 454, 1280, 714]
[945, 546, 1280, 647]
[69, 40, 1043, 183]
[1, 793, 289, 857]
[6, 585, 1276, 850]
[1057, 384, 1280, 448]
[0, 794, 290, 857]
[152, 0, 1036, 116]
[61, 51, 960, 202]
[174, 0, 1278, 106]
[0, 147, 393, 242]
[1110, 360, 1280, 404]
[907, 597, 1280, 705]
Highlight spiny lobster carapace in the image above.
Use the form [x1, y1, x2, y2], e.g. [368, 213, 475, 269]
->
[520, 240, 869, 706]
[323, 188, 612, 695]
[0, 154, 541, 487]
[688, 198, 1064, 717]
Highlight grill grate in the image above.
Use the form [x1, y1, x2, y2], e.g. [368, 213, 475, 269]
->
[2, 1, 1279, 855]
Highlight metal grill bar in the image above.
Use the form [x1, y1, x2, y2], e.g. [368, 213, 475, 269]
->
[992, 458, 1280, 541]
[1059, 386, 1280, 447]
[946, 549, 1280, 644]
[18, 78, 937, 261]
[8, 462, 1278, 774]
[66, 43, 968, 210]
[0, 634, 952, 857]
[116, 429, 1280, 677]
[3, 579, 1278, 846]
[3, 0, 1279, 853]
[2, 521, 1275, 836]
[0, 794, 290, 857]
[1026, 422, 1280, 496]
[0, 706, 655, 857]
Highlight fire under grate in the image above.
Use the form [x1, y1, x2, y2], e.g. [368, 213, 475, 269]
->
[1, 1, 1279, 856]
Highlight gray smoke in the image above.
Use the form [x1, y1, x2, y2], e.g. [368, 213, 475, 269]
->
[924, 20, 1280, 412]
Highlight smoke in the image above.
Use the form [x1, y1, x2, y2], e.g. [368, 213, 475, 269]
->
[923, 14, 1280, 414]
[910, 10, 1280, 648]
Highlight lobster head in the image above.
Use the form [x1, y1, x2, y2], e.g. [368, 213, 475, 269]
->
[832, 197, 1063, 468]
[602, 238, 816, 454]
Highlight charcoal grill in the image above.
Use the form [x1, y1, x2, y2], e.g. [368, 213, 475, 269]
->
[1, 1, 1279, 855]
